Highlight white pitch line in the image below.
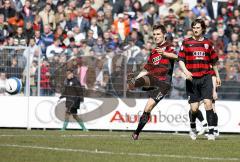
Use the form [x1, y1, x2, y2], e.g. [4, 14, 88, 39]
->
[0, 144, 239, 161]
[0, 133, 239, 139]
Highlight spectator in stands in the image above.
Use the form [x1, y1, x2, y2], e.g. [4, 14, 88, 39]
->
[113, 13, 130, 41]
[28, 38, 41, 64]
[54, 25, 67, 44]
[210, 31, 224, 54]
[139, 22, 152, 44]
[24, 21, 34, 43]
[7, 56, 23, 79]
[219, 6, 229, 24]
[8, 12, 24, 32]
[126, 28, 144, 48]
[80, 39, 91, 56]
[13, 26, 27, 46]
[96, 10, 109, 32]
[142, 0, 156, 12]
[22, 0, 34, 22]
[0, 14, 9, 43]
[123, 0, 133, 12]
[217, 27, 229, 53]
[39, 3, 56, 30]
[71, 7, 90, 34]
[46, 38, 63, 59]
[89, 17, 103, 39]
[40, 59, 52, 96]
[143, 4, 158, 26]
[0, 0, 16, 21]
[32, 14, 43, 31]
[92, 36, 106, 56]
[192, 0, 208, 17]
[227, 33, 240, 53]
[132, 1, 142, 14]
[82, 0, 97, 20]
[55, 4, 65, 25]
[41, 25, 54, 57]
[206, 0, 222, 20]
[108, 0, 124, 16]
[85, 29, 96, 47]
[164, 8, 178, 26]
[30, 60, 38, 96]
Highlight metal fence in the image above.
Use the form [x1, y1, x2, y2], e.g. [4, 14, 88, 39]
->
[0, 46, 240, 100]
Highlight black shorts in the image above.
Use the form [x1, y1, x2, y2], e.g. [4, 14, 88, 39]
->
[66, 107, 78, 114]
[144, 75, 171, 102]
[186, 74, 213, 103]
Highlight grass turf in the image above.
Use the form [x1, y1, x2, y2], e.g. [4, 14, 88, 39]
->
[0, 129, 239, 162]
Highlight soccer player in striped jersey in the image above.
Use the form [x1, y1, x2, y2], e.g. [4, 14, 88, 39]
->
[178, 19, 220, 140]
[128, 24, 178, 140]
[197, 67, 221, 137]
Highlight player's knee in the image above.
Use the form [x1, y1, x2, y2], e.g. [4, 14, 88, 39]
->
[72, 114, 78, 119]
[203, 99, 213, 110]
[190, 103, 199, 112]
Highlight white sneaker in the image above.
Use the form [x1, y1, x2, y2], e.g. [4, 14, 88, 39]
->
[189, 130, 197, 140]
[207, 134, 215, 140]
[198, 126, 208, 136]
[214, 130, 219, 137]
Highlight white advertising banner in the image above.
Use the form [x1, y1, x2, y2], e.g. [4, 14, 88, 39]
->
[0, 96, 240, 133]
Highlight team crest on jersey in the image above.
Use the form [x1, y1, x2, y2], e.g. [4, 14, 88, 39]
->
[204, 44, 209, 49]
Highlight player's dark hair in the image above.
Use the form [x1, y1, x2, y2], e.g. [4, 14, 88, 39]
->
[152, 24, 167, 35]
[191, 19, 206, 34]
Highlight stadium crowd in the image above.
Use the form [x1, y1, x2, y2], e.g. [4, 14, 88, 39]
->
[0, 0, 239, 99]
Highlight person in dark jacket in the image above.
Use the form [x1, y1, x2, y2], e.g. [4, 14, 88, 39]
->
[59, 69, 87, 131]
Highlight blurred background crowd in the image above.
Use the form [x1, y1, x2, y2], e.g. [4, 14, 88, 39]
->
[0, 0, 239, 100]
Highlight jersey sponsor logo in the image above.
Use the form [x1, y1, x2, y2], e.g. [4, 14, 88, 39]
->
[193, 51, 205, 57]
[152, 55, 162, 65]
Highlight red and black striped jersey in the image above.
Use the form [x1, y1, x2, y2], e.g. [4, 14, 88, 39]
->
[144, 41, 176, 83]
[178, 37, 218, 77]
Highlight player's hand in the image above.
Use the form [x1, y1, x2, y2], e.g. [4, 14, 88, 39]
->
[156, 47, 164, 55]
[216, 77, 221, 87]
[213, 90, 218, 100]
[184, 70, 193, 81]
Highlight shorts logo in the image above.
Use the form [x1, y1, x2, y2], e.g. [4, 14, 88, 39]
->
[188, 96, 191, 101]
[156, 92, 163, 100]
[204, 44, 209, 49]
[70, 82, 73, 86]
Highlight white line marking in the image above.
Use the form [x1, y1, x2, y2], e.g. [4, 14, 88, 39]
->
[0, 144, 239, 161]
[0, 133, 239, 139]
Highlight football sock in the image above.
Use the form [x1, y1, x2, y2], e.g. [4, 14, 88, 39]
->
[189, 110, 197, 129]
[206, 109, 214, 135]
[62, 120, 69, 130]
[196, 110, 207, 127]
[77, 120, 87, 131]
[213, 112, 218, 127]
[134, 112, 150, 135]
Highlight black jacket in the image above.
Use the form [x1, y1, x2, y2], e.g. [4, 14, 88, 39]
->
[60, 77, 84, 109]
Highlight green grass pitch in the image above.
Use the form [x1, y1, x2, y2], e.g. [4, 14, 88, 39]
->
[0, 129, 239, 162]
